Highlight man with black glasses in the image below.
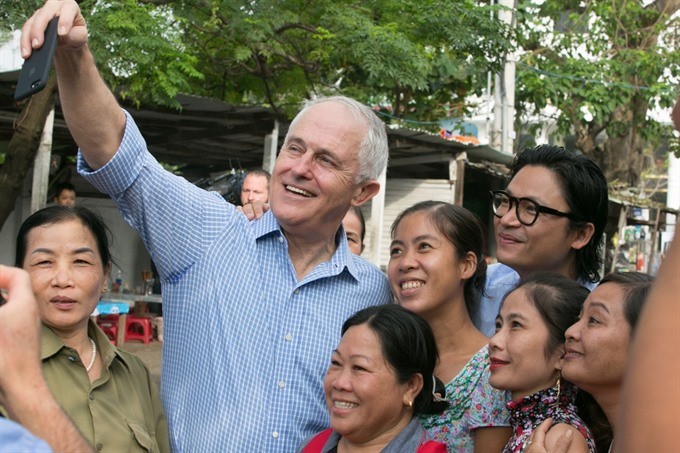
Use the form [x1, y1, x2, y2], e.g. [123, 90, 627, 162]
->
[474, 145, 609, 336]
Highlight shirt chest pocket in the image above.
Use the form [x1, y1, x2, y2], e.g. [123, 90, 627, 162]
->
[126, 420, 160, 453]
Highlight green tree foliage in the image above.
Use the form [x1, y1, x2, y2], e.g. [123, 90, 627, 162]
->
[2, 0, 513, 120]
[3, 1, 203, 107]
[0, 0, 512, 227]
[151, 0, 513, 122]
[515, 0, 679, 186]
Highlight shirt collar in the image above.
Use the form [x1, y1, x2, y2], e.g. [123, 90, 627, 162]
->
[251, 210, 361, 282]
[40, 320, 131, 370]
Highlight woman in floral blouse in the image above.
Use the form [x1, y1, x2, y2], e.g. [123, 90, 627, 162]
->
[489, 273, 596, 453]
[388, 201, 511, 452]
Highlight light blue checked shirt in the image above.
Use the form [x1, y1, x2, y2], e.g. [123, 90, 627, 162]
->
[473, 263, 520, 336]
[0, 418, 52, 452]
[474, 263, 597, 336]
[79, 111, 392, 452]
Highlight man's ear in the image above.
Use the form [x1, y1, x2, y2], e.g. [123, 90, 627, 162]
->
[352, 180, 380, 206]
[571, 222, 595, 251]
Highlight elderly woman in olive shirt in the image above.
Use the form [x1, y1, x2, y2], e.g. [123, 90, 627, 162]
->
[12, 206, 169, 452]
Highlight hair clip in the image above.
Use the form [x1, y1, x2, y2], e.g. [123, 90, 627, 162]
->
[432, 375, 446, 402]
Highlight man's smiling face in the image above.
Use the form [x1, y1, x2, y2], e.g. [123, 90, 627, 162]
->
[269, 101, 367, 236]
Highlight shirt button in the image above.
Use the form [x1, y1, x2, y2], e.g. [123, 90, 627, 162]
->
[89, 394, 95, 401]
[294, 289, 300, 295]
[278, 236, 284, 243]
[272, 431, 279, 438]
[96, 443, 103, 450]
[68, 356, 76, 362]
[285, 334, 292, 341]
[278, 380, 286, 388]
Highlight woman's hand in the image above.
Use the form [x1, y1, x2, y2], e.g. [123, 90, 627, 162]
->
[525, 418, 573, 453]
[0, 265, 42, 406]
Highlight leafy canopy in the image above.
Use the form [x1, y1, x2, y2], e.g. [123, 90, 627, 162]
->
[515, 0, 679, 163]
[2, 0, 513, 122]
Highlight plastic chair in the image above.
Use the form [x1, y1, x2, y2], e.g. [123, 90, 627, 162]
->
[125, 316, 153, 344]
[96, 315, 119, 345]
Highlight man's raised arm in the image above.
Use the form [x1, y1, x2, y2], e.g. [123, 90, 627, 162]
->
[21, 0, 126, 170]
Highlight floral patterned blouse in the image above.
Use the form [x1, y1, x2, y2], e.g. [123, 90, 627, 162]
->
[419, 345, 511, 452]
[503, 382, 596, 453]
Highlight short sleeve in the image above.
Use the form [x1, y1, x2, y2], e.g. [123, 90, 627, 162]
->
[465, 349, 511, 429]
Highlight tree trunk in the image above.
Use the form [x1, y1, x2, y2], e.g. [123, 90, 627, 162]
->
[599, 93, 650, 186]
[0, 75, 57, 229]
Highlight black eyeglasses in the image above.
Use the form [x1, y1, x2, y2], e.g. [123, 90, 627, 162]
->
[489, 190, 582, 226]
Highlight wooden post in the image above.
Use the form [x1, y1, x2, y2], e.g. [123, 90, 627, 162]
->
[369, 167, 387, 267]
[610, 204, 629, 273]
[262, 120, 278, 173]
[648, 208, 662, 274]
[449, 152, 467, 207]
[31, 107, 55, 213]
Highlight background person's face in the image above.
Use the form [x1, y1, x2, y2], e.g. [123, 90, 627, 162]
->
[343, 209, 364, 255]
[240, 174, 269, 205]
[55, 189, 76, 207]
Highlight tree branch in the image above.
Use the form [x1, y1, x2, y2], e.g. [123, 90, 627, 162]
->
[275, 23, 319, 35]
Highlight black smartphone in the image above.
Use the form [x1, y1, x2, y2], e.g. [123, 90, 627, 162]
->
[14, 16, 59, 102]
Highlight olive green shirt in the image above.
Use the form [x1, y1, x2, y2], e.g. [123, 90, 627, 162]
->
[39, 320, 169, 452]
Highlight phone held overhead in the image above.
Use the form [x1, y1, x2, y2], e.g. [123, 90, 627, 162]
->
[14, 16, 59, 102]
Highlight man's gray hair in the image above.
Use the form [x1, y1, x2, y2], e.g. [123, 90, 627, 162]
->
[286, 96, 389, 183]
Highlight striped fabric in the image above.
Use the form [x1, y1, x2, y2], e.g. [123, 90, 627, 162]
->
[79, 111, 391, 452]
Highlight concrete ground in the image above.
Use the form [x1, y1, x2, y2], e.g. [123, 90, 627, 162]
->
[121, 340, 163, 387]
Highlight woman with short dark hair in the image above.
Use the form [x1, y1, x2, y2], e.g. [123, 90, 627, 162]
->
[300, 304, 447, 452]
[10, 206, 169, 452]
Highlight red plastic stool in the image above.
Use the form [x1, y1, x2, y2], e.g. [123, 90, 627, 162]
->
[125, 316, 153, 344]
[96, 315, 119, 345]
[100, 322, 118, 345]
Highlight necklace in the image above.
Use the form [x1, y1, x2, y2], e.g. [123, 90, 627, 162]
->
[85, 338, 97, 372]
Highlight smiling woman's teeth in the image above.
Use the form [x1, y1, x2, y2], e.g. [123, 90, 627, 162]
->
[401, 281, 424, 290]
[286, 185, 313, 197]
[334, 401, 358, 409]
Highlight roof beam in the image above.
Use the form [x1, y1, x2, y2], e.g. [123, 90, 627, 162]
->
[389, 152, 459, 167]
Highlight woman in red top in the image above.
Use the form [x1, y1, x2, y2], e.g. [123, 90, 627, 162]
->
[299, 304, 447, 453]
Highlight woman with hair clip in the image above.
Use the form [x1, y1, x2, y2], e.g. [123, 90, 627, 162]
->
[489, 273, 596, 452]
[299, 304, 448, 452]
[388, 201, 511, 452]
